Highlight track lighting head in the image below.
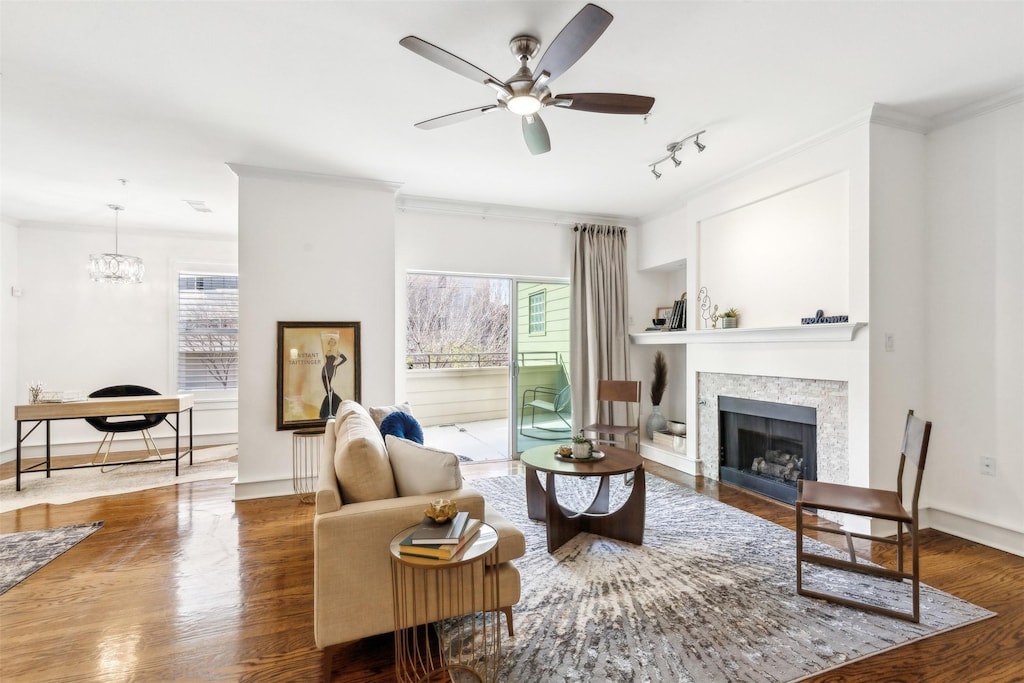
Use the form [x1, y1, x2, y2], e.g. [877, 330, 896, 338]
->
[647, 129, 707, 179]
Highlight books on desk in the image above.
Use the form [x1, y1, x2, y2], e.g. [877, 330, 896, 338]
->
[399, 517, 483, 560]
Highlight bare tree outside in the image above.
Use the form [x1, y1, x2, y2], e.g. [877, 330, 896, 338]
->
[178, 274, 239, 390]
[406, 274, 509, 368]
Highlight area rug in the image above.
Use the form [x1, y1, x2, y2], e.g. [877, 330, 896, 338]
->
[0, 521, 103, 595]
[0, 445, 237, 513]
[462, 474, 994, 682]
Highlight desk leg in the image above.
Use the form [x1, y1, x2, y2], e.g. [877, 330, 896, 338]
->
[174, 411, 180, 477]
[188, 407, 193, 466]
[16, 421, 22, 491]
[46, 420, 52, 478]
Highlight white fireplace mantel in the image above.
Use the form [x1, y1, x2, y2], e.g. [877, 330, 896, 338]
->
[630, 322, 866, 345]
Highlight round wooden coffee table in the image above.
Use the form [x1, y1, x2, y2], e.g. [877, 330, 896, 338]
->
[520, 444, 646, 553]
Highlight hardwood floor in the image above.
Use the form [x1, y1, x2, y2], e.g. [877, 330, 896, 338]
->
[1, 459, 1021, 682]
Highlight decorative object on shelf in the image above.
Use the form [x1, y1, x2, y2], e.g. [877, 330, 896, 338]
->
[89, 182, 145, 284]
[276, 321, 361, 430]
[801, 309, 850, 324]
[720, 307, 739, 329]
[649, 130, 707, 179]
[655, 305, 673, 321]
[424, 498, 458, 523]
[27, 382, 43, 404]
[571, 432, 594, 459]
[698, 287, 719, 329]
[647, 351, 668, 438]
[666, 420, 686, 436]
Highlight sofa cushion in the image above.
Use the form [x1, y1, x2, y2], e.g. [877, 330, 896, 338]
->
[334, 403, 397, 504]
[385, 434, 463, 497]
[368, 402, 413, 428]
[380, 411, 424, 444]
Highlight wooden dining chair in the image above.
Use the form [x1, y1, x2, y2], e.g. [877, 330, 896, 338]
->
[582, 379, 642, 452]
[796, 409, 932, 622]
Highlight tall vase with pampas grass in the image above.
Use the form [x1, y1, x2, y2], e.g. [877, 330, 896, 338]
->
[646, 351, 668, 439]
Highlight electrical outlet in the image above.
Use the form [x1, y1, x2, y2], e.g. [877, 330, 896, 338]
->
[884, 333, 895, 352]
[980, 456, 996, 476]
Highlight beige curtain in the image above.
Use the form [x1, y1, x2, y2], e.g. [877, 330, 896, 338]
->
[569, 223, 631, 432]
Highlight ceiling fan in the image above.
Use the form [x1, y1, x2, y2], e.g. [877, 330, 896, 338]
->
[399, 3, 655, 155]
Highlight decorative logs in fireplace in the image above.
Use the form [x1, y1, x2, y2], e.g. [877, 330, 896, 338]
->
[750, 449, 803, 482]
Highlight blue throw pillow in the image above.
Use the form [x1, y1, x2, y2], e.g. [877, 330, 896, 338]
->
[380, 411, 424, 444]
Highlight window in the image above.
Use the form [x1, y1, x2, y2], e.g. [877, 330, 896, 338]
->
[529, 291, 546, 334]
[177, 272, 239, 392]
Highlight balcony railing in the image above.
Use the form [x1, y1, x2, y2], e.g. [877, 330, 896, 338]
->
[406, 352, 508, 369]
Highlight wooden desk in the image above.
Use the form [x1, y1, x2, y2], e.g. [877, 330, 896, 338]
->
[14, 394, 194, 491]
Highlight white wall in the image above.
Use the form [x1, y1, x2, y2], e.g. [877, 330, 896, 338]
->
[2, 223, 238, 459]
[923, 101, 1024, 555]
[1, 220, 19, 454]
[232, 166, 398, 500]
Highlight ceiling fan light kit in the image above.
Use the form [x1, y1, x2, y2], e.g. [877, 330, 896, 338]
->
[400, 3, 655, 155]
[650, 131, 707, 179]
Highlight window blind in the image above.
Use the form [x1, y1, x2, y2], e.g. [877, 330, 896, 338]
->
[178, 273, 239, 391]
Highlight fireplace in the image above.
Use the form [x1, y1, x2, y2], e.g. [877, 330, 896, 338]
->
[718, 396, 817, 504]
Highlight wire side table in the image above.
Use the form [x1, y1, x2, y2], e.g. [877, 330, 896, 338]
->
[291, 428, 322, 503]
[389, 523, 502, 682]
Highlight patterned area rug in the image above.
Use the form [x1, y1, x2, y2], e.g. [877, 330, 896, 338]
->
[0, 521, 103, 595]
[463, 474, 993, 682]
[0, 444, 237, 513]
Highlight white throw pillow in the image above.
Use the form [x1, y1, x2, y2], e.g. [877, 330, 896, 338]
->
[385, 434, 463, 497]
[369, 402, 413, 428]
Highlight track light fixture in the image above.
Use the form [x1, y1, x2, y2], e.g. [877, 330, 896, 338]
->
[648, 129, 707, 179]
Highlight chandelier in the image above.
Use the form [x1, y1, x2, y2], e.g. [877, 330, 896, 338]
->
[89, 202, 144, 284]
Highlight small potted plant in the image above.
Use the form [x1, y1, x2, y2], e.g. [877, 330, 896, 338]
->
[719, 307, 739, 329]
[571, 431, 593, 459]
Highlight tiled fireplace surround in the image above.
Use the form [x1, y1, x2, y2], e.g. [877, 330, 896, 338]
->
[697, 372, 850, 499]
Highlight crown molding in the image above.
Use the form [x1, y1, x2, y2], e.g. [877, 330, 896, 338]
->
[868, 103, 932, 134]
[12, 220, 237, 242]
[930, 85, 1024, 131]
[396, 194, 637, 228]
[226, 163, 402, 194]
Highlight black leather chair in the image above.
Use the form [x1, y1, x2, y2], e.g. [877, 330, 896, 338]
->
[86, 385, 168, 470]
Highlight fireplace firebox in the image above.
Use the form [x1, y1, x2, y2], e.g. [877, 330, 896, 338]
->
[719, 396, 816, 504]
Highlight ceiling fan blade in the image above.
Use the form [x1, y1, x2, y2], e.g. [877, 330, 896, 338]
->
[552, 93, 655, 115]
[522, 114, 551, 155]
[415, 105, 499, 130]
[533, 4, 613, 83]
[400, 36, 506, 88]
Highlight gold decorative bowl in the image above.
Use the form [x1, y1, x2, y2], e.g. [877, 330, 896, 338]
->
[424, 499, 458, 523]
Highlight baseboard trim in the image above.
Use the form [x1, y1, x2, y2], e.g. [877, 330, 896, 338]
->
[921, 507, 1024, 558]
[232, 477, 297, 502]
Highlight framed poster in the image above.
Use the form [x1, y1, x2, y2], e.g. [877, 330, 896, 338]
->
[276, 321, 361, 430]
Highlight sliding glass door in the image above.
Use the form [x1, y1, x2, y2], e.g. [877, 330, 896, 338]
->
[513, 280, 572, 454]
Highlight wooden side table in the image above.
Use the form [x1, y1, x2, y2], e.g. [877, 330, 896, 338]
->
[389, 522, 502, 682]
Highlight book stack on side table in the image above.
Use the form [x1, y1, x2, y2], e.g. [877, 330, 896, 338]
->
[399, 511, 483, 560]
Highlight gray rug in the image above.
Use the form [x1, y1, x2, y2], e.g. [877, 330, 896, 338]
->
[462, 474, 993, 682]
[0, 521, 103, 595]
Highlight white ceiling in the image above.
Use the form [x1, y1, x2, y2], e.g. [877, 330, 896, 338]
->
[2, 1, 1022, 236]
